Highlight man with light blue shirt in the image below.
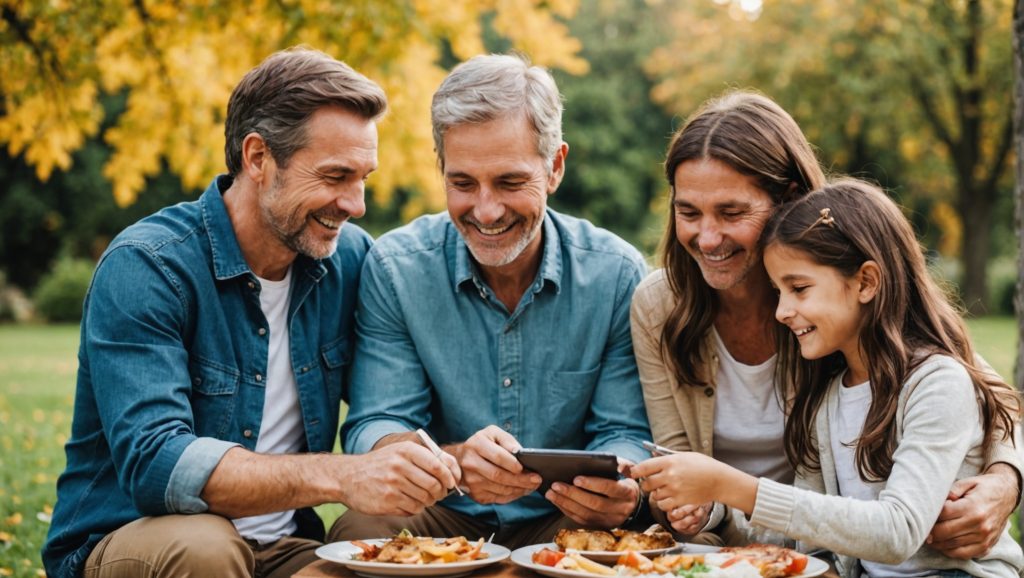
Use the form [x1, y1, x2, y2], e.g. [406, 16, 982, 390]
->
[330, 54, 652, 548]
[43, 48, 460, 578]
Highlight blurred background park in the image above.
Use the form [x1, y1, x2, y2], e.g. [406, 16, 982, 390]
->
[0, 0, 1019, 576]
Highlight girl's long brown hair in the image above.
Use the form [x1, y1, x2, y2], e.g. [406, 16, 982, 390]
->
[661, 91, 826, 386]
[764, 179, 1021, 480]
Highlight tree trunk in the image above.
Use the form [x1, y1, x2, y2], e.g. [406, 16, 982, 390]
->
[959, 189, 993, 314]
[1014, 0, 1024, 390]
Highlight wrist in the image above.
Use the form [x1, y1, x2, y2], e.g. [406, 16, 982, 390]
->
[621, 480, 647, 528]
[985, 462, 1022, 506]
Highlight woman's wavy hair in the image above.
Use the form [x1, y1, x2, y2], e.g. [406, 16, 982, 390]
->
[764, 179, 1021, 480]
[660, 90, 826, 386]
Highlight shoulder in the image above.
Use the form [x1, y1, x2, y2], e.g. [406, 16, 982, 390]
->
[549, 210, 646, 273]
[902, 353, 974, 406]
[106, 199, 204, 257]
[631, 269, 675, 324]
[368, 212, 451, 262]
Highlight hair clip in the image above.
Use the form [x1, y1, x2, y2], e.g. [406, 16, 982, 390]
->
[812, 207, 835, 228]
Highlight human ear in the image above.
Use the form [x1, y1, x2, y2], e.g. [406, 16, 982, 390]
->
[546, 142, 569, 195]
[856, 261, 881, 304]
[241, 132, 271, 185]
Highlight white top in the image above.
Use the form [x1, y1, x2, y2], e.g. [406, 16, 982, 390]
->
[712, 328, 790, 483]
[830, 379, 930, 577]
[232, 267, 304, 544]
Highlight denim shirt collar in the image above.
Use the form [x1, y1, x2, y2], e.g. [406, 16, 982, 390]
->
[200, 175, 326, 284]
[452, 209, 563, 296]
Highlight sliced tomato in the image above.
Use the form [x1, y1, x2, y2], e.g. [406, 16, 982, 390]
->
[532, 548, 567, 567]
[784, 553, 808, 575]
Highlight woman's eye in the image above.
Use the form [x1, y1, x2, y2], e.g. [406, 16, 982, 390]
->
[793, 285, 808, 294]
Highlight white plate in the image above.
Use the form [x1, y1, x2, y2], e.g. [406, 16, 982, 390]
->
[510, 543, 829, 578]
[316, 539, 510, 578]
[519, 541, 689, 564]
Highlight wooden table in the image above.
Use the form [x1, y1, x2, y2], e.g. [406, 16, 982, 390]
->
[293, 559, 535, 578]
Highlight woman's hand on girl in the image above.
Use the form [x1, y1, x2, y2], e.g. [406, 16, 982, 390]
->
[666, 502, 712, 536]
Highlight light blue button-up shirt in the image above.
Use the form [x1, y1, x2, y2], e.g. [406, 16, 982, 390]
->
[342, 208, 651, 527]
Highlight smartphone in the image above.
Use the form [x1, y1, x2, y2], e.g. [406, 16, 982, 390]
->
[642, 440, 679, 456]
[514, 448, 620, 494]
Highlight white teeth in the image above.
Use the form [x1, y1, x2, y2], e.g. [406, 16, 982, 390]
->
[477, 223, 512, 236]
[795, 327, 815, 336]
[314, 215, 340, 230]
[703, 252, 733, 262]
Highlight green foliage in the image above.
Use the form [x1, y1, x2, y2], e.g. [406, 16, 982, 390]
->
[33, 258, 95, 323]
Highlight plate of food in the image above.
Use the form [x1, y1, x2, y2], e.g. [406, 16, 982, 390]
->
[511, 541, 828, 578]
[548, 527, 680, 563]
[316, 533, 510, 578]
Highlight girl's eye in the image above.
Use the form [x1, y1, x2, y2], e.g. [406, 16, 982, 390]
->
[793, 285, 808, 294]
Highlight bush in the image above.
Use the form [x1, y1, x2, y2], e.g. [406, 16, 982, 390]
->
[33, 258, 95, 322]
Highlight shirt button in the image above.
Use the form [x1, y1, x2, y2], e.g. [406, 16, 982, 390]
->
[702, 440, 709, 448]
[704, 387, 714, 397]
[243, 429, 253, 438]
[503, 378, 512, 387]
[503, 421, 512, 430]
[258, 327, 267, 336]
[301, 366, 309, 373]
[255, 373, 263, 382]
[247, 281, 256, 289]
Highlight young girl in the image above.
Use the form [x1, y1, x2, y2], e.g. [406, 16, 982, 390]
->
[630, 179, 1023, 577]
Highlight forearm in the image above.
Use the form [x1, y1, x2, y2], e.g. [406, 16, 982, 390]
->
[201, 447, 350, 518]
[715, 468, 758, 514]
[985, 461, 1022, 507]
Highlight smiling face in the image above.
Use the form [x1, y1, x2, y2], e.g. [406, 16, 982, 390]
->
[259, 106, 376, 259]
[764, 243, 868, 368]
[443, 114, 565, 273]
[672, 159, 775, 292]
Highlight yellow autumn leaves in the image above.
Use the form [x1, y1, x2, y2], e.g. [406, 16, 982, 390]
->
[0, 0, 587, 213]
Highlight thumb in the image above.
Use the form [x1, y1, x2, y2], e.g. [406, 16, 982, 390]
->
[946, 477, 976, 501]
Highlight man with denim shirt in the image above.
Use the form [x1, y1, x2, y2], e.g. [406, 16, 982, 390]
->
[330, 54, 652, 548]
[43, 48, 460, 578]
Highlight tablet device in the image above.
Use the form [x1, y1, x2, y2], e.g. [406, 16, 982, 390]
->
[515, 448, 620, 494]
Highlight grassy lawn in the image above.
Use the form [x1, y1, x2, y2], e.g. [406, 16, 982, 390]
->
[0, 318, 1019, 576]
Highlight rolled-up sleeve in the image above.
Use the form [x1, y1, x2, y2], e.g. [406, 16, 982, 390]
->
[85, 246, 210, 515]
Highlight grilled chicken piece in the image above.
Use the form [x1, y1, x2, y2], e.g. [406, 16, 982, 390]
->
[554, 529, 617, 551]
[610, 527, 674, 551]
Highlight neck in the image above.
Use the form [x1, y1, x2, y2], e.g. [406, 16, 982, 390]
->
[222, 177, 297, 281]
[713, 266, 778, 365]
[477, 232, 544, 312]
[842, 349, 870, 386]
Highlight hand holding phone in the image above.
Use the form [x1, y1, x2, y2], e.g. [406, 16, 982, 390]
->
[514, 448, 620, 494]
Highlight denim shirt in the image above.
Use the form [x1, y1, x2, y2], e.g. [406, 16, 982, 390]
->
[341, 209, 652, 527]
[42, 176, 371, 578]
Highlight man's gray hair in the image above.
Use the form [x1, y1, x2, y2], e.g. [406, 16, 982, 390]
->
[431, 53, 563, 172]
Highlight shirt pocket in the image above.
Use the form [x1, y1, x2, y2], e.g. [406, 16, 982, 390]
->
[319, 336, 352, 403]
[188, 358, 240, 439]
[544, 366, 600, 446]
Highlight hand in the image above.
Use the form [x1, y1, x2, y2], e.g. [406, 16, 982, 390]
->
[927, 466, 1018, 558]
[666, 502, 712, 536]
[546, 468, 640, 528]
[629, 452, 756, 515]
[455, 425, 541, 504]
[342, 441, 460, 516]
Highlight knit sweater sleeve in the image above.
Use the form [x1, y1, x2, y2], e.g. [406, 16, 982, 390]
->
[749, 357, 979, 565]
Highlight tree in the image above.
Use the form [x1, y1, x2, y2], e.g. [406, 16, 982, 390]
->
[0, 0, 587, 217]
[647, 0, 1014, 313]
[551, 0, 675, 252]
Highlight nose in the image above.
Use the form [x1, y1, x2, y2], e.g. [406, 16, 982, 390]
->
[472, 186, 505, 224]
[775, 295, 794, 324]
[696, 218, 723, 253]
[337, 183, 366, 219]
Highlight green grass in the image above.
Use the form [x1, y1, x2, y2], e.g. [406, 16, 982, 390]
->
[0, 319, 1019, 576]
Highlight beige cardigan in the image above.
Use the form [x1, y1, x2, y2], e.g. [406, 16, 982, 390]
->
[630, 269, 1023, 551]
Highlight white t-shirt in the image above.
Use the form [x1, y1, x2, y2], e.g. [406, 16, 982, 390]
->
[232, 268, 304, 544]
[830, 378, 930, 578]
[712, 329, 792, 484]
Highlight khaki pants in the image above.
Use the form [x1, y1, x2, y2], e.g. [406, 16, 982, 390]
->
[328, 504, 582, 550]
[84, 514, 321, 578]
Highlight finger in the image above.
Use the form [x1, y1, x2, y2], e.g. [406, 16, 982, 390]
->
[440, 452, 463, 486]
[946, 477, 977, 502]
[628, 457, 667, 479]
[546, 487, 597, 525]
[572, 475, 633, 500]
[468, 433, 527, 475]
[405, 447, 457, 500]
